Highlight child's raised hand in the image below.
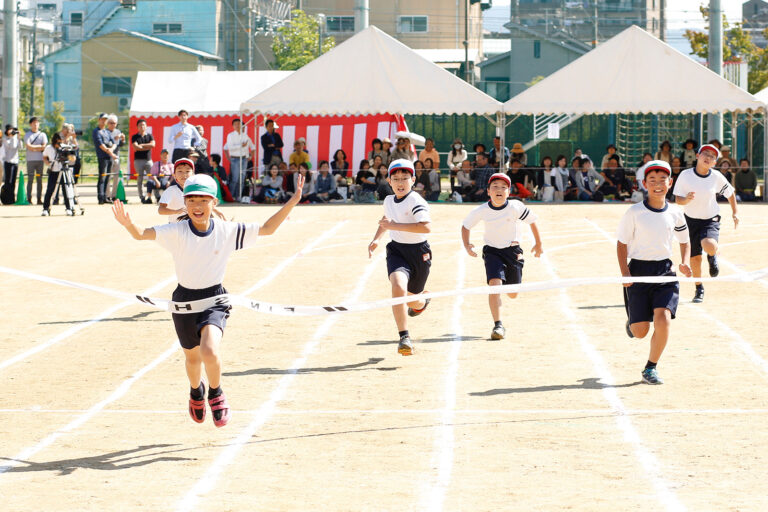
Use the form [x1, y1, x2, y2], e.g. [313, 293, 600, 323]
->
[111, 199, 132, 226]
[293, 174, 306, 201]
[368, 240, 378, 258]
[531, 243, 543, 257]
[464, 243, 477, 257]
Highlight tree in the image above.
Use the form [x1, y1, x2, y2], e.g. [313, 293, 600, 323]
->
[43, 101, 65, 134]
[18, 68, 44, 128]
[272, 9, 335, 70]
[683, 6, 768, 93]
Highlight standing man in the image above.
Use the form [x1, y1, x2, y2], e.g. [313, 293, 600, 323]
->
[106, 114, 126, 202]
[260, 119, 283, 168]
[224, 118, 255, 201]
[93, 112, 115, 205]
[132, 118, 155, 204]
[168, 109, 201, 163]
[673, 144, 738, 303]
[24, 116, 48, 205]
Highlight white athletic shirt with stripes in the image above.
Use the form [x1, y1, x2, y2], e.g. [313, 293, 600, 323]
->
[158, 184, 186, 222]
[383, 191, 431, 244]
[153, 219, 259, 289]
[672, 167, 734, 219]
[616, 201, 689, 261]
[461, 199, 538, 249]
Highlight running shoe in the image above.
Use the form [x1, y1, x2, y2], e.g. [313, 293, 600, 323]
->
[491, 324, 505, 340]
[641, 367, 663, 385]
[625, 320, 634, 338]
[692, 285, 704, 303]
[208, 392, 231, 427]
[407, 297, 431, 317]
[189, 383, 206, 424]
[41, 209, 49, 216]
[398, 334, 414, 356]
[707, 254, 720, 277]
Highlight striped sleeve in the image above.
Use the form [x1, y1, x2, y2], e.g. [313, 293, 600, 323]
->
[234, 222, 260, 251]
[515, 200, 538, 224]
[673, 211, 690, 244]
[411, 197, 430, 223]
[716, 172, 734, 198]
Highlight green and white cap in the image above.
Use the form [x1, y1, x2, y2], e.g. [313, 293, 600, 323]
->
[183, 174, 218, 198]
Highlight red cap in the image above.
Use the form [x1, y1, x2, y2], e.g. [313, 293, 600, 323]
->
[697, 144, 721, 160]
[488, 172, 511, 187]
[173, 158, 195, 171]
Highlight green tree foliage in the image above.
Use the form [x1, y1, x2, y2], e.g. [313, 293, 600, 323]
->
[272, 10, 335, 70]
[17, 68, 44, 130]
[43, 101, 65, 134]
[683, 5, 768, 93]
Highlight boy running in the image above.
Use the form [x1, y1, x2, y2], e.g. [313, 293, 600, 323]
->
[617, 160, 691, 385]
[112, 173, 305, 426]
[461, 173, 543, 340]
[672, 144, 738, 303]
[368, 159, 432, 356]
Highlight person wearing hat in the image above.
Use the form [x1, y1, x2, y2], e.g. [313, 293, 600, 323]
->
[461, 172, 543, 340]
[368, 158, 433, 356]
[617, 159, 692, 385]
[380, 137, 393, 165]
[111, 171, 307, 428]
[489, 137, 511, 169]
[673, 144, 738, 303]
[91, 113, 115, 204]
[716, 145, 736, 169]
[679, 138, 698, 168]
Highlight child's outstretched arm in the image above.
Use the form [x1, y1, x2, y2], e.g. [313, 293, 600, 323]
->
[158, 203, 185, 216]
[368, 220, 387, 258]
[461, 226, 477, 257]
[259, 174, 305, 236]
[112, 200, 156, 240]
[529, 222, 543, 257]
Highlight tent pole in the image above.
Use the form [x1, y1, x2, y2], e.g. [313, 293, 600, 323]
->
[497, 112, 506, 171]
[731, 111, 737, 159]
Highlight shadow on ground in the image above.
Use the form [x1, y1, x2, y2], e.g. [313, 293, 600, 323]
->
[224, 357, 399, 376]
[358, 333, 485, 346]
[469, 378, 643, 396]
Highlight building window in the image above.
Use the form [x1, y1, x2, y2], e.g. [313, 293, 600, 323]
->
[102, 76, 132, 96]
[326, 16, 354, 33]
[398, 16, 428, 33]
[533, 40, 541, 59]
[70, 12, 83, 25]
[153, 23, 183, 34]
[38, 3, 57, 10]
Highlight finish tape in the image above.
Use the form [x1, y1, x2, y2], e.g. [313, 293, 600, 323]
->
[1, 265, 766, 316]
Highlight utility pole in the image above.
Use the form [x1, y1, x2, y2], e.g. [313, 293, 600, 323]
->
[659, 0, 666, 42]
[2, 0, 19, 126]
[247, 0, 253, 70]
[592, 0, 598, 48]
[29, 9, 38, 117]
[463, 0, 470, 83]
[708, 0, 723, 141]
[317, 13, 325, 56]
[354, 0, 368, 32]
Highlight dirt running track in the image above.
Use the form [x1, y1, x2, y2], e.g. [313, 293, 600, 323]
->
[1, 198, 767, 511]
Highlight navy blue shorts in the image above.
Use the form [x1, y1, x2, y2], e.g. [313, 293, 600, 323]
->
[624, 259, 679, 324]
[171, 284, 230, 350]
[482, 245, 524, 285]
[685, 214, 720, 257]
[386, 240, 432, 294]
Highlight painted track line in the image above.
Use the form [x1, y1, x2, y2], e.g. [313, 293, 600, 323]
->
[176, 253, 382, 512]
[0, 276, 176, 372]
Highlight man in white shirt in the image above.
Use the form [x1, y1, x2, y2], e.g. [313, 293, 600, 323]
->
[168, 109, 202, 163]
[223, 118, 254, 201]
[672, 144, 738, 303]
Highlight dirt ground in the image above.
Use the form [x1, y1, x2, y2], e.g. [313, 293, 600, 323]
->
[1, 187, 767, 511]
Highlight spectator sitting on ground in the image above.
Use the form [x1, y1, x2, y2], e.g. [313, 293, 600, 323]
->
[552, 155, 572, 201]
[536, 155, 553, 192]
[424, 157, 441, 201]
[391, 136, 414, 162]
[257, 164, 284, 203]
[354, 159, 377, 203]
[419, 137, 440, 170]
[575, 156, 605, 202]
[380, 137, 393, 165]
[455, 159, 474, 197]
[412, 160, 430, 198]
[655, 140, 673, 165]
[680, 138, 697, 168]
[289, 139, 311, 169]
[291, 162, 313, 202]
[447, 138, 468, 190]
[367, 138, 388, 166]
[284, 162, 297, 196]
[470, 152, 494, 202]
[371, 154, 384, 174]
[716, 159, 734, 202]
[634, 152, 654, 196]
[600, 154, 630, 198]
[667, 156, 683, 202]
[600, 144, 620, 170]
[507, 159, 533, 199]
[717, 145, 737, 169]
[146, 149, 173, 203]
[310, 161, 342, 203]
[734, 158, 758, 202]
[331, 149, 350, 182]
[375, 163, 393, 200]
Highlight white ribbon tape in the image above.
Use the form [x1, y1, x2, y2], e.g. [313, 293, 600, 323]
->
[1, 265, 767, 316]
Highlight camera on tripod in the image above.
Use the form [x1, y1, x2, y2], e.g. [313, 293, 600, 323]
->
[55, 143, 78, 167]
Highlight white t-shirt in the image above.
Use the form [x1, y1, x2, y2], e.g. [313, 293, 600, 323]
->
[383, 191, 431, 244]
[224, 131, 255, 158]
[616, 201, 689, 261]
[462, 200, 538, 249]
[672, 167, 734, 219]
[153, 219, 260, 289]
[159, 183, 186, 222]
[42, 145, 62, 172]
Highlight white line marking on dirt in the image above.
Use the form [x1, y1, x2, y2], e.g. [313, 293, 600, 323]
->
[4, 408, 768, 415]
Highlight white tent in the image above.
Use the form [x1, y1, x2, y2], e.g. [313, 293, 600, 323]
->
[503, 25, 765, 115]
[755, 86, 768, 105]
[240, 26, 502, 116]
[130, 70, 292, 117]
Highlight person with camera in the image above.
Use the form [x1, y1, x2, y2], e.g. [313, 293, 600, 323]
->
[24, 117, 48, 205]
[41, 133, 67, 215]
[93, 113, 115, 204]
[1, 125, 21, 204]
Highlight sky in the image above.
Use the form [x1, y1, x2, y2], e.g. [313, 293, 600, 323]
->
[484, 0, 746, 57]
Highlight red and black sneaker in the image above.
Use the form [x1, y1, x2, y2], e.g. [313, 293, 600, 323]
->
[189, 384, 206, 424]
[407, 297, 431, 317]
[208, 392, 231, 428]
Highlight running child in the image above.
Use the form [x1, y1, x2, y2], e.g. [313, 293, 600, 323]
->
[461, 173, 543, 340]
[617, 160, 691, 385]
[672, 144, 738, 303]
[112, 173, 306, 426]
[368, 159, 432, 356]
[158, 158, 225, 222]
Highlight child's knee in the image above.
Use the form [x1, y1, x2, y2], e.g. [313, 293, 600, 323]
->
[184, 347, 202, 364]
[653, 309, 672, 326]
[630, 322, 651, 338]
[506, 293, 518, 299]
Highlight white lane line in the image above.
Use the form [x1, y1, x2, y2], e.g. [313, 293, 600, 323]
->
[176, 254, 382, 512]
[421, 250, 466, 511]
[0, 276, 176, 372]
[719, 238, 768, 248]
[4, 408, 768, 415]
[542, 245, 686, 511]
[0, 341, 179, 475]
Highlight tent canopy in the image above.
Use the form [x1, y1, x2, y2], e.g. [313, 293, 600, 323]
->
[754, 85, 768, 104]
[240, 26, 501, 116]
[130, 70, 292, 117]
[503, 25, 765, 116]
